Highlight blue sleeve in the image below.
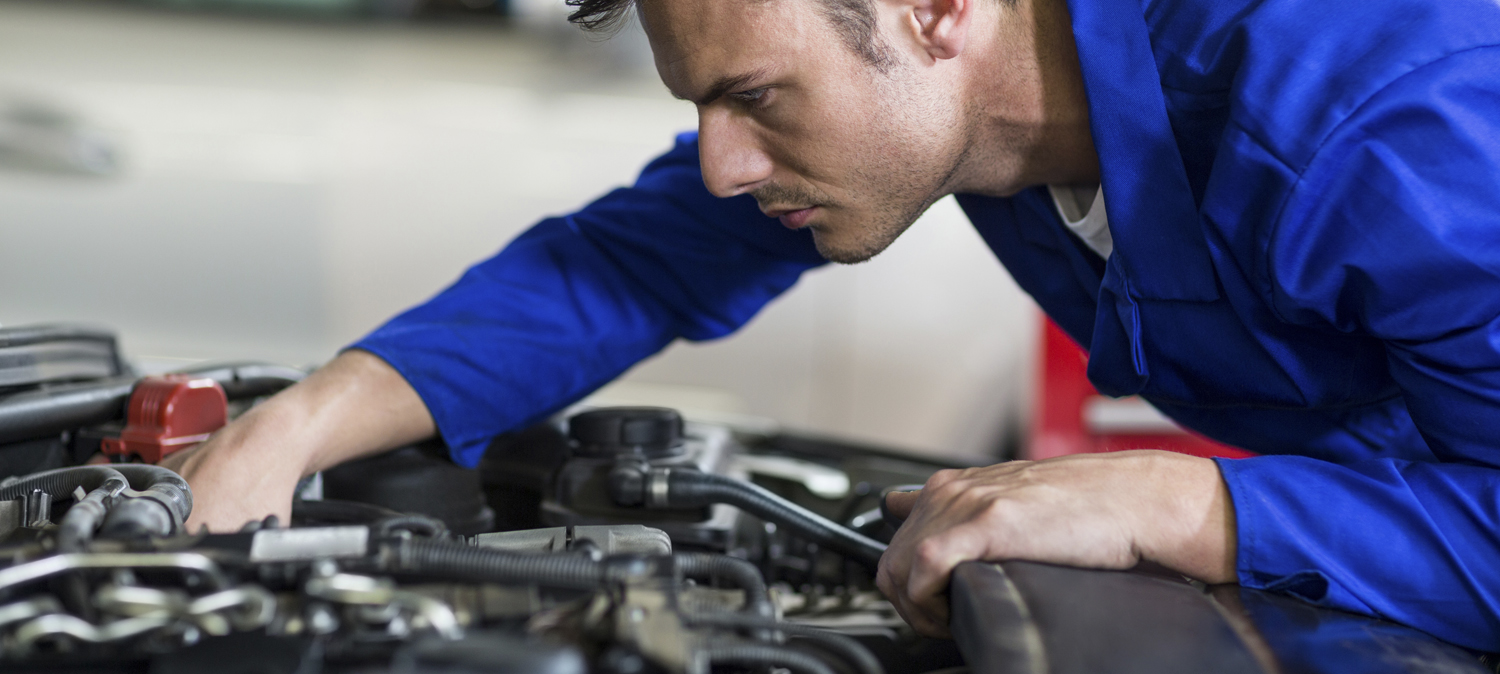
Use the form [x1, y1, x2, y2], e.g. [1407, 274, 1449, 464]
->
[1217, 47, 1500, 650]
[350, 132, 825, 467]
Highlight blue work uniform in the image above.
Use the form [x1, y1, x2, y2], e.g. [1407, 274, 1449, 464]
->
[353, 0, 1500, 650]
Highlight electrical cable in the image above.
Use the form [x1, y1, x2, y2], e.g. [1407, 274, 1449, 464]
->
[614, 468, 887, 570]
[674, 552, 774, 618]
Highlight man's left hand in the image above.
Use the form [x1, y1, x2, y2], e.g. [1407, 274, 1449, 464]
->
[875, 450, 1237, 637]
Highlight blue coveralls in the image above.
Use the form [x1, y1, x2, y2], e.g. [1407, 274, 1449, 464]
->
[353, 0, 1500, 650]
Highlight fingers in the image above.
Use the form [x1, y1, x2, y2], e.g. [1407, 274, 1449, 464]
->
[877, 554, 949, 637]
[883, 489, 921, 518]
[878, 462, 1037, 638]
[904, 528, 984, 624]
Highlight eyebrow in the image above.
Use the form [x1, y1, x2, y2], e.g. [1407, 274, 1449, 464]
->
[674, 69, 770, 106]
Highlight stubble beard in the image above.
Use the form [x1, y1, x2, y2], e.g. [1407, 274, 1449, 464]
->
[810, 117, 973, 265]
[749, 60, 975, 265]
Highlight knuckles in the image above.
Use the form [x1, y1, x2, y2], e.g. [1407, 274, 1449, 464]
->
[913, 537, 949, 570]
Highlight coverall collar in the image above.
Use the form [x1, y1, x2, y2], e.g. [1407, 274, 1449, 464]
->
[1064, 0, 1220, 302]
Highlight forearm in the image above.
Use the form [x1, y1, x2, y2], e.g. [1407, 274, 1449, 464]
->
[170, 349, 434, 531]
[1132, 452, 1238, 584]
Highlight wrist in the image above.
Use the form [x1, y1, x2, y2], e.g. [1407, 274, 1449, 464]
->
[207, 392, 322, 480]
[1135, 452, 1238, 583]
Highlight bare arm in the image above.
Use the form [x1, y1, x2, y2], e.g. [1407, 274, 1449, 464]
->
[162, 350, 435, 532]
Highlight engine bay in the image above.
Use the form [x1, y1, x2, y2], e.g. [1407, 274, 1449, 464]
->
[4, 323, 1494, 674]
[0, 324, 964, 674]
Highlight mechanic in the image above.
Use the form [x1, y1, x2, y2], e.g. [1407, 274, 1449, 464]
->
[164, 0, 1500, 652]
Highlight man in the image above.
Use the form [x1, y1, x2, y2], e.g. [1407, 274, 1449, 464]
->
[167, 0, 1500, 651]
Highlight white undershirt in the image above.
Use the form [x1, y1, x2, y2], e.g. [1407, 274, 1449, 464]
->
[1047, 184, 1112, 259]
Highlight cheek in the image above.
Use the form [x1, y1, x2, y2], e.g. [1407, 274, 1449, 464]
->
[765, 92, 896, 181]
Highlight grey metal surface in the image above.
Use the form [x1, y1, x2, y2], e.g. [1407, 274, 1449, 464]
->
[950, 561, 1491, 674]
[1215, 585, 1490, 674]
[473, 524, 672, 556]
[951, 561, 1262, 674]
[950, 562, 1046, 674]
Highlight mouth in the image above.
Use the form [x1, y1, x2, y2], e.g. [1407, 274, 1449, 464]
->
[765, 206, 818, 230]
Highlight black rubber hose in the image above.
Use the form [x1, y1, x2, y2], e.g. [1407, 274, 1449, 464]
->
[0, 376, 136, 444]
[56, 478, 128, 552]
[0, 360, 305, 443]
[111, 464, 193, 524]
[675, 552, 774, 618]
[687, 613, 884, 674]
[381, 538, 647, 591]
[702, 643, 839, 674]
[0, 465, 129, 502]
[1, 464, 192, 545]
[662, 470, 887, 570]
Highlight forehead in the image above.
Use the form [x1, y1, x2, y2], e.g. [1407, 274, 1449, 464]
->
[639, 0, 822, 96]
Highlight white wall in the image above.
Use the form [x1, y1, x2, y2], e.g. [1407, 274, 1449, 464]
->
[0, 0, 1038, 459]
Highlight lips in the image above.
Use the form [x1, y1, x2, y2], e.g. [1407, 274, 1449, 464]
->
[772, 207, 817, 230]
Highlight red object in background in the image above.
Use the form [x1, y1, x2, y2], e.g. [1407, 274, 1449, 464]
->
[1027, 319, 1254, 461]
[101, 375, 228, 464]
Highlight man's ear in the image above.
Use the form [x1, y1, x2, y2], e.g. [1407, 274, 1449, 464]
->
[904, 0, 972, 61]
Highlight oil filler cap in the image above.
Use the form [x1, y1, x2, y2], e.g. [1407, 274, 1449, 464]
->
[568, 407, 684, 459]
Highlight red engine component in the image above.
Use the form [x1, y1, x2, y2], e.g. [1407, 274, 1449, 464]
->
[100, 375, 228, 464]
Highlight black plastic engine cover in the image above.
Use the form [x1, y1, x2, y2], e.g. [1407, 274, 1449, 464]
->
[322, 439, 495, 536]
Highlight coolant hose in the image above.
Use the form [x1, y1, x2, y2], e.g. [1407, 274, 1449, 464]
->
[0, 464, 193, 545]
[613, 468, 887, 570]
[675, 552, 773, 618]
[702, 644, 838, 674]
[110, 464, 193, 525]
[56, 478, 128, 552]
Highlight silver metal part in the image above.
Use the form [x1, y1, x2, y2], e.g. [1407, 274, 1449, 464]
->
[614, 585, 700, 674]
[574, 525, 672, 556]
[473, 525, 672, 556]
[649, 468, 672, 508]
[473, 527, 569, 553]
[0, 597, 62, 630]
[23, 489, 51, 529]
[11, 613, 176, 653]
[93, 584, 276, 636]
[249, 525, 369, 562]
[304, 571, 463, 641]
[0, 553, 228, 593]
[0, 499, 20, 540]
[733, 455, 852, 500]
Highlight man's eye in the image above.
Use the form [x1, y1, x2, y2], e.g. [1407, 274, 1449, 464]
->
[730, 88, 771, 107]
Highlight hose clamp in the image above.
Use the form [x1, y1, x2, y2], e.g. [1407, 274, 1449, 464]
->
[647, 468, 672, 508]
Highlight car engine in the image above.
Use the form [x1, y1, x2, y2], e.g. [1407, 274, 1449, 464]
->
[0, 324, 965, 674]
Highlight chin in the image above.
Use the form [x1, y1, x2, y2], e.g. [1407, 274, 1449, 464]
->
[811, 228, 895, 265]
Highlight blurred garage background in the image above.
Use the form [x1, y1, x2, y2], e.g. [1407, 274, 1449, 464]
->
[0, 0, 1040, 460]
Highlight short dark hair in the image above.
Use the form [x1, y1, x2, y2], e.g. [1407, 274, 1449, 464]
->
[566, 0, 897, 71]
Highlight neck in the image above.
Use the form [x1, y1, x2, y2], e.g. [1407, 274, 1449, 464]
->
[951, 0, 1099, 196]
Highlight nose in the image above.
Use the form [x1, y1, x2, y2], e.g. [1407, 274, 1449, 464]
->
[697, 107, 773, 198]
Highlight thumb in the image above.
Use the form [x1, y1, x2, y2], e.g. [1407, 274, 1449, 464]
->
[882, 489, 923, 521]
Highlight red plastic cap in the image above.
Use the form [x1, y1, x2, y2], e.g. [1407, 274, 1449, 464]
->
[101, 375, 228, 464]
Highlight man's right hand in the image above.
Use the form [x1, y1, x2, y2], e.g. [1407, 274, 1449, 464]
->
[160, 349, 436, 532]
